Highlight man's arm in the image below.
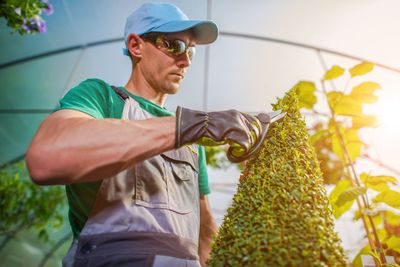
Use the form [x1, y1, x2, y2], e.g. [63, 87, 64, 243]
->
[198, 195, 218, 267]
[26, 109, 175, 185]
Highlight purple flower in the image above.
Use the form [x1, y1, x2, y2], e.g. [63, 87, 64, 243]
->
[29, 17, 47, 33]
[36, 19, 47, 33]
[43, 3, 54, 16]
[22, 19, 31, 33]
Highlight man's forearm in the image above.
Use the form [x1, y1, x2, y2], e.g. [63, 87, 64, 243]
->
[26, 109, 175, 185]
[199, 195, 218, 266]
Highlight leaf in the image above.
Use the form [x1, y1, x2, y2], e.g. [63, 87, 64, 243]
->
[329, 179, 354, 218]
[385, 211, 400, 226]
[386, 236, 400, 253]
[360, 173, 398, 185]
[377, 228, 388, 241]
[350, 82, 381, 104]
[352, 114, 380, 129]
[352, 244, 372, 267]
[327, 91, 362, 116]
[294, 81, 317, 109]
[331, 128, 364, 162]
[327, 91, 342, 108]
[373, 190, 400, 208]
[349, 62, 374, 77]
[360, 173, 398, 192]
[309, 129, 330, 145]
[335, 186, 367, 206]
[323, 65, 345, 80]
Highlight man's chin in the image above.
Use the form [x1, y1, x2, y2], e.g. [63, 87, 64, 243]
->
[165, 84, 180, 94]
[167, 88, 179, 94]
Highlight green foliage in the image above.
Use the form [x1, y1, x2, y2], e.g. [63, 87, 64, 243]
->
[204, 146, 231, 170]
[331, 127, 364, 163]
[208, 90, 346, 266]
[373, 190, 400, 209]
[296, 61, 400, 264]
[0, 160, 65, 241]
[350, 82, 381, 103]
[335, 186, 367, 207]
[293, 81, 317, 109]
[360, 173, 398, 192]
[387, 237, 400, 254]
[349, 62, 374, 77]
[352, 114, 380, 129]
[329, 179, 355, 219]
[324, 65, 345, 81]
[0, 0, 53, 35]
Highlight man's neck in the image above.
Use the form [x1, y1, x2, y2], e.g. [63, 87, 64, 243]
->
[124, 74, 167, 107]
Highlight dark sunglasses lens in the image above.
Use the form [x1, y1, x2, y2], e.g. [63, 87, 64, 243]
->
[163, 38, 196, 60]
[168, 40, 186, 55]
[187, 46, 195, 60]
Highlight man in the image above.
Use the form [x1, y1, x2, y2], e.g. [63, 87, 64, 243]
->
[26, 2, 269, 267]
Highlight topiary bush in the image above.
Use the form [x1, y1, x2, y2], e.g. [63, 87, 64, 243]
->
[208, 89, 347, 266]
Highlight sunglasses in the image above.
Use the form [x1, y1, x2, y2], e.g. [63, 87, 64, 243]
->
[142, 33, 196, 61]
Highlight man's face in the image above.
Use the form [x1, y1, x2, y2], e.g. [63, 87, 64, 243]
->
[139, 31, 196, 95]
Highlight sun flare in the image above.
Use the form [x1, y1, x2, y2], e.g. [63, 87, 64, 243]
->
[369, 98, 400, 130]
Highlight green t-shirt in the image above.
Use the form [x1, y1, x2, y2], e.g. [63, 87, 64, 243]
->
[57, 78, 210, 238]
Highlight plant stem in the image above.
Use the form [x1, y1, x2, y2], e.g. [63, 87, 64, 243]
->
[302, 110, 330, 118]
[321, 79, 386, 265]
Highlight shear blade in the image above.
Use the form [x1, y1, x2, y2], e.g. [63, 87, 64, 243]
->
[269, 110, 286, 123]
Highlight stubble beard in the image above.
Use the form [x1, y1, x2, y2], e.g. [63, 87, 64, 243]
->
[163, 86, 179, 95]
[160, 78, 181, 95]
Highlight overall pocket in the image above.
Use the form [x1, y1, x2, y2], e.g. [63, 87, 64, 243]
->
[162, 153, 198, 214]
[134, 148, 199, 214]
[134, 155, 169, 209]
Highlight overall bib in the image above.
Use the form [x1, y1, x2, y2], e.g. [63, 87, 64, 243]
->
[63, 87, 201, 267]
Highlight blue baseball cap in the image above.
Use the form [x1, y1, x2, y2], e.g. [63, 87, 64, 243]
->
[123, 2, 218, 55]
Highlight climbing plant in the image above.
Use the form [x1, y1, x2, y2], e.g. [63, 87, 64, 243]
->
[208, 90, 346, 266]
[296, 62, 400, 266]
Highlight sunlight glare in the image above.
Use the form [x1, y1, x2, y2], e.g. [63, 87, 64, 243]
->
[371, 98, 400, 130]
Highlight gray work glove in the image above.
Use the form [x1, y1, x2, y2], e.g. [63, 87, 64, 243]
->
[175, 106, 270, 162]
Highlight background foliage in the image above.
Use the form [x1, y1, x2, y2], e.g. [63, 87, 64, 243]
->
[0, 160, 65, 243]
[0, 0, 53, 34]
[295, 62, 400, 266]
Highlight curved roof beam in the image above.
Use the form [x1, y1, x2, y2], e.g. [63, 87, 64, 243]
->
[1, 32, 399, 73]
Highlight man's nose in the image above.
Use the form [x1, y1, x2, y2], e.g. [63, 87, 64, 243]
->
[176, 51, 191, 68]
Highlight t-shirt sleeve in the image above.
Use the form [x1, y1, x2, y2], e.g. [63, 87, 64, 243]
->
[198, 145, 211, 195]
[55, 79, 109, 119]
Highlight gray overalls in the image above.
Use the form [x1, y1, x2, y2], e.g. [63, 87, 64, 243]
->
[63, 87, 201, 267]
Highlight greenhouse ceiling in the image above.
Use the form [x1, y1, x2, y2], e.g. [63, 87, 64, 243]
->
[1, 0, 400, 167]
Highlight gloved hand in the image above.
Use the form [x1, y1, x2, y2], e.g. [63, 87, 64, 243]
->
[175, 106, 270, 162]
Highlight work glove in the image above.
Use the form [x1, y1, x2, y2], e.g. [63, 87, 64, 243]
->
[175, 106, 284, 162]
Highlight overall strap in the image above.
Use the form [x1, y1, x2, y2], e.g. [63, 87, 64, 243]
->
[111, 86, 129, 101]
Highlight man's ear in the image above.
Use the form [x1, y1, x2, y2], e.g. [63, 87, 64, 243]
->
[126, 33, 143, 59]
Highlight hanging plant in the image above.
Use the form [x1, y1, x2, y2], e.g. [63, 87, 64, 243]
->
[208, 89, 346, 266]
[0, 0, 53, 35]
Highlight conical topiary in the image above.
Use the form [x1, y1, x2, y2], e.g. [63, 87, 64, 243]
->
[208, 90, 347, 266]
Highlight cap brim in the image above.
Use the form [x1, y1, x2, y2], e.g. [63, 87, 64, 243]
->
[152, 20, 218, 44]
